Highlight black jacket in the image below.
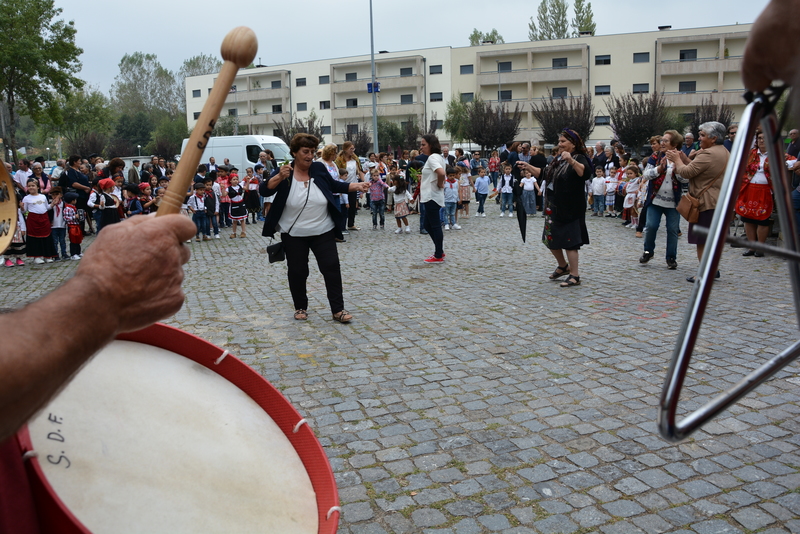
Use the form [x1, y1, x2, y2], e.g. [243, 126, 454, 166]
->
[260, 161, 349, 239]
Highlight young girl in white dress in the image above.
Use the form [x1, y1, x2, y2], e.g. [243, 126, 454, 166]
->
[387, 174, 412, 234]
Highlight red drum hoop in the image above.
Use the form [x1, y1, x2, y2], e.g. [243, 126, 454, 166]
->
[16, 323, 339, 533]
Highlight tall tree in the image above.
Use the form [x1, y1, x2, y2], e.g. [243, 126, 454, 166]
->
[111, 52, 179, 120]
[443, 94, 471, 144]
[529, 0, 570, 41]
[274, 111, 327, 146]
[377, 117, 404, 154]
[689, 96, 734, 140]
[531, 91, 594, 145]
[176, 54, 223, 113]
[468, 28, 505, 46]
[37, 88, 113, 158]
[0, 0, 83, 160]
[146, 116, 188, 159]
[606, 92, 669, 152]
[466, 99, 523, 153]
[571, 0, 596, 36]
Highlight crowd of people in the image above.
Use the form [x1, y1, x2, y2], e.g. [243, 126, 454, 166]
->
[3, 120, 798, 289]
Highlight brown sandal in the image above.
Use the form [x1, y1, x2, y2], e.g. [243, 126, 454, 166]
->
[294, 309, 308, 320]
[332, 310, 353, 323]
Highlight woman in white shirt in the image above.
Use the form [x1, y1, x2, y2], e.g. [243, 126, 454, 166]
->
[261, 134, 369, 323]
[419, 135, 446, 263]
[21, 179, 58, 263]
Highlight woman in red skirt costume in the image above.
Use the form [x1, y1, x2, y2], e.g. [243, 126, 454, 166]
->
[21, 179, 57, 263]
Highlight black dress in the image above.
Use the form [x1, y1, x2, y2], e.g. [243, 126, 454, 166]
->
[542, 154, 590, 251]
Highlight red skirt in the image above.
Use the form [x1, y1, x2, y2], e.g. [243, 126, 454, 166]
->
[735, 183, 772, 221]
[25, 212, 51, 239]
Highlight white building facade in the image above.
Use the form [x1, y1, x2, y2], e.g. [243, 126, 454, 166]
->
[185, 23, 750, 150]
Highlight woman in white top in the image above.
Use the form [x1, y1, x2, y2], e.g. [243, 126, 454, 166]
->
[419, 135, 446, 263]
[334, 141, 364, 231]
[21, 179, 58, 263]
[261, 134, 369, 323]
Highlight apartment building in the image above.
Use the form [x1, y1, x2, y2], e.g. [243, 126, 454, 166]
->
[185, 23, 750, 148]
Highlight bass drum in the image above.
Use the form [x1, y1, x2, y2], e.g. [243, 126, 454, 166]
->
[17, 323, 339, 533]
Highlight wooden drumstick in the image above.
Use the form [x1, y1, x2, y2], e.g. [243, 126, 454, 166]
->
[157, 27, 258, 216]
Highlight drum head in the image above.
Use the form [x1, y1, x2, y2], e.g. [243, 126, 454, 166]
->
[0, 162, 17, 253]
[19, 324, 338, 534]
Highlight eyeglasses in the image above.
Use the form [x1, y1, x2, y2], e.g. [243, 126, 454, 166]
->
[728, 131, 737, 135]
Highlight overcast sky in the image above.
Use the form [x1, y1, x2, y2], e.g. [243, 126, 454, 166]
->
[59, 0, 769, 95]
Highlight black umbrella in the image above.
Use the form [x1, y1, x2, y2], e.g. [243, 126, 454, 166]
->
[515, 191, 527, 242]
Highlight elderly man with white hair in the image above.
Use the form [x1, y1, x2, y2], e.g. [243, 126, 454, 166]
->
[667, 121, 729, 282]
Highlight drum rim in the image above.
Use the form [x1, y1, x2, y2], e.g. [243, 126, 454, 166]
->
[17, 323, 339, 534]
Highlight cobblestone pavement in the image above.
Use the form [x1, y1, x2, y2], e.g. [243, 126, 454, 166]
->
[2, 204, 800, 533]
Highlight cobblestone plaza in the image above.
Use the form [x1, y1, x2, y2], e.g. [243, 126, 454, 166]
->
[3, 206, 799, 533]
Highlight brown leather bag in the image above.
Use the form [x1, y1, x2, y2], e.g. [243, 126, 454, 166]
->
[676, 168, 724, 223]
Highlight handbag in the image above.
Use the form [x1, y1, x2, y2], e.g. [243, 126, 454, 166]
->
[676, 168, 724, 223]
[266, 177, 311, 264]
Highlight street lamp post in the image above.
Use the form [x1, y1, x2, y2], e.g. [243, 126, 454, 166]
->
[369, 0, 378, 155]
[46, 147, 50, 162]
[137, 145, 141, 157]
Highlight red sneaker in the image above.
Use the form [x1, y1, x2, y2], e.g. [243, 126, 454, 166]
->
[424, 255, 444, 263]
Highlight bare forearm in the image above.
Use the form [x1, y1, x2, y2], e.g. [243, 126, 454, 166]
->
[0, 274, 119, 440]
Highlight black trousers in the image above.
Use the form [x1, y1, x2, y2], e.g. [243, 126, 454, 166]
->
[347, 192, 358, 227]
[282, 229, 344, 313]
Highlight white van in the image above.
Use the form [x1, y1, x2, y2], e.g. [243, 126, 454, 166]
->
[181, 135, 291, 171]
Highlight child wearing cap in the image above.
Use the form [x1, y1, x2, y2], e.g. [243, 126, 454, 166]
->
[203, 177, 220, 238]
[187, 182, 211, 241]
[49, 186, 68, 260]
[123, 184, 143, 218]
[98, 178, 121, 228]
[63, 192, 84, 260]
[139, 182, 155, 215]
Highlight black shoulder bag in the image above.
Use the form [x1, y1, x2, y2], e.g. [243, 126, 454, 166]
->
[267, 178, 311, 263]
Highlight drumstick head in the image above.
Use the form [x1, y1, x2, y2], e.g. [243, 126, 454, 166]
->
[221, 27, 258, 69]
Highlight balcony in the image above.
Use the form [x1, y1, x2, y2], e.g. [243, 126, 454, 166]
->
[331, 102, 423, 121]
[235, 111, 290, 126]
[476, 65, 586, 87]
[658, 56, 742, 76]
[661, 89, 746, 107]
[225, 86, 288, 103]
[332, 74, 423, 94]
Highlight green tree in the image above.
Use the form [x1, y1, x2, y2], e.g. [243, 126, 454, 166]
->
[468, 28, 505, 46]
[443, 94, 471, 144]
[0, 0, 83, 159]
[37, 87, 113, 157]
[377, 117, 404, 153]
[529, 0, 570, 41]
[571, 0, 596, 36]
[111, 52, 179, 120]
[531, 91, 595, 145]
[107, 112, 154, 157]
[146, 116, 188, 158]
[176, 54, 223, 113]
[466, 98, 523, 153]
[606, 92, 670, 153]
[212, 115, 237, 137]
[274, 110, 327, 146]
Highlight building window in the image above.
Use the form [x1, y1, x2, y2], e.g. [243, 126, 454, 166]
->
[461, 92, 474, 103]
[680, 49, 697, 62]
[345, 72, 357, 82]
[193, 112, 201, 120]
[320, 100, 331, 110]
[678, 81, 697, 93]
[272, 104, 282, 113]
[595, 85, 611, 95]
[346, 124, 358, 136]
[633, 52, 650, 63]
[271, 80, 281, 89]
[681, 112, 695, 123]
[552, 87, 568, 98]
[296, 78, 306, 87]
[208, 88, 212, 95]
[192, 89, 201, 98]
[460, 64, 474, 75]
[430, 92, 443, 102]
[552, 58, 567, 69]
[595, 54, 611, 65]
[228, 108, 237, 116]
[297, 102, 307, 112]
[319, 75, 330, 84]
[273, 129, 281, 137]
[431, 119, 443, 129]
[346, 98, 358, 108]
[400, 94, 413, 105]
[498, 90, 512, 102]
[595, 116, 611, 126]
[400, 67, 412, 77]
[498, 61, 512, 72]
[632, 83, 649, 94]
[429, 64, 443, 75]
[321, 126, 331, 135]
